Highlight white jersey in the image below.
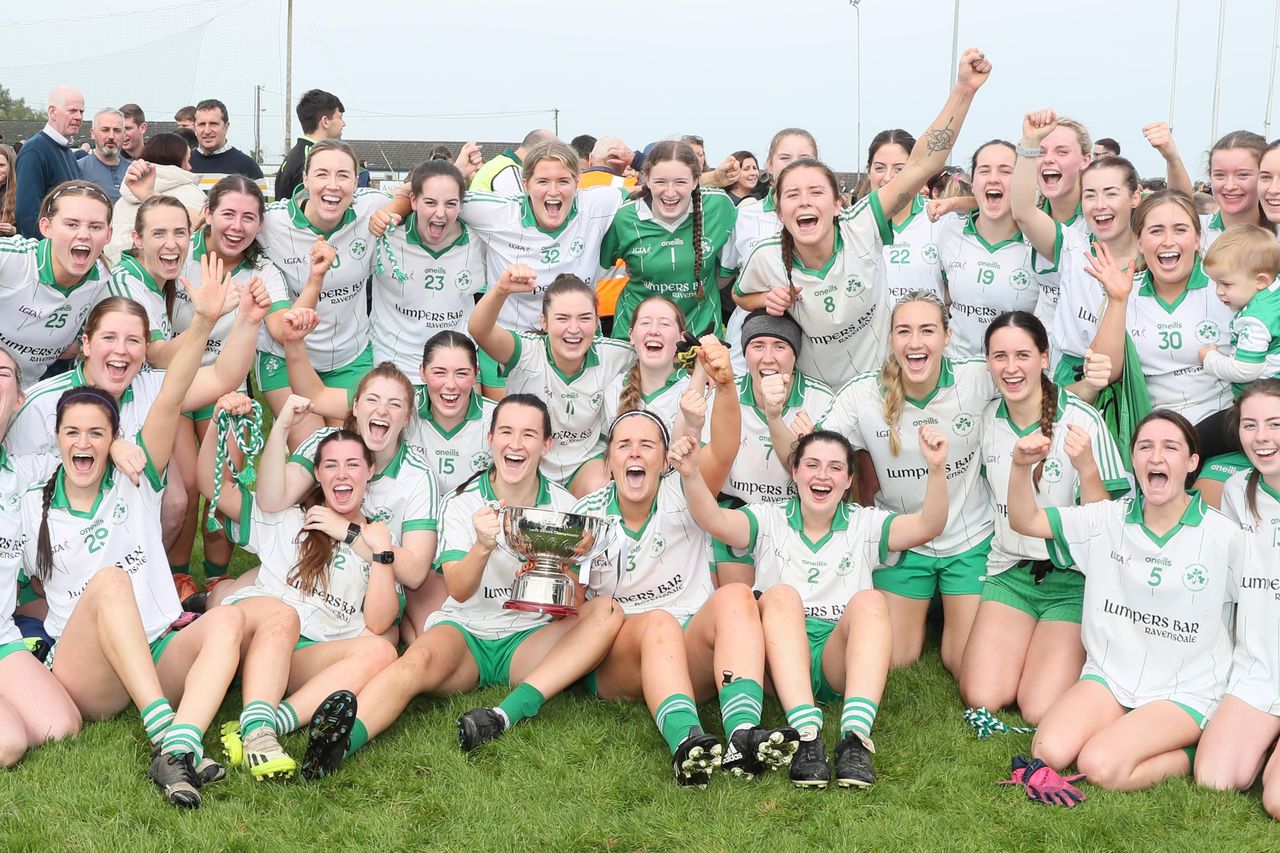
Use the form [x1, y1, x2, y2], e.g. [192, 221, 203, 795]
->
[0, 237, 110, 389]
[5, 363, 164, 456]
[1125, 260, 1233, 424]
[225, 492, 376, 642]
[1048, 227, 1107, 368]
[884, 195, 945, 302]
[291, 429, 439, 543]
[1046, 493, 1242, 717]
[500, 332, 634, 484]
[107, 254, 172, 343]
[716, 371, 833, 504]
[938, 213, 1040, 358]
[461, 187, 624, 331]
[405, 391, 495, 494]
[600, 368, 691, 438]
[22, 453, 178, 643]
[258, 188, 389, 370]
[744, 498, 898, 622]
[1029, 202, 1091, 333]
[178, 231, 286, 365]
[1221, 472, 1280, 714]
[734, 193, 893, 389]
[576, 474, 717, 620]
[818, 357, 996, 557]
[981, 388, 1130, 577]
[721, 194, 781, 373]
[426, 470, 576, 639]
[371, 217, 487, 376]
[0, 450, 59, 645]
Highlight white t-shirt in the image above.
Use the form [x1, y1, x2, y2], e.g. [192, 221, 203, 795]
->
[744, 498, 898, 622]
[0, 450, 59, 645]
[575, 474, 717, 621]
[405, 391, 495, 494]
[22, 452, 177, 643]
[1046, 493, 1242, 718]
[600, 368, 691, 437]
[499, 331, 634, 484]
[5, 363, 164, 456]
[461, 187, 624, 331]
[817, 357, 996, 557]
[258, 188, 389, 369]
[938, 212, 1040, 357]
[1048, 226, 1107, 370]
[225, 492, 377, 642]
[884, 195, 945, 302]
[1220, 471, 1280, 715]
[980, 388, 1130, 577]
[371, 217, 487, 377]
[0, 237, 110, 388]
[426, 470, 576, 639]
[734, 193, 893, 390]
[721, 194, 781, 373]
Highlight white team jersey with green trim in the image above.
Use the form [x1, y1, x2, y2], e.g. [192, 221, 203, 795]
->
[405, 391, 495, 494]
[178, 232, 286, 365]
[107, 254, 172, 343]
[258, 188, 389, 370]
[938, 213, 1040, 357]
[371, 217, 487, 376]
[0, 450, 59, 645]
[721, 195, 780, 373]
[1028, 206, 1089, 333]
[1217, 279, 1280, 395]
[1046, 494, 1242, 717]
[291, 429, 439, 543]
[713, 371, 833, 504]
[1125, 260, 1233, 424]
[601, 368, 691, 437]
[1221, 472, 1280, 714]
[1048, 227, 1107, 366]
[744, 498, 897, 622]
[461, 187, 624, 331]
[980, 389, 1130, 577]
[501, 332, 634, 484]
[817, 357, 996, 557]
[735, 193, 893, 389]
[5, 364, 163, 456]
[0, 237, 110, 389]
[884, 195, 945, 302]
[22, 456, 177, 643]
[225, 492, 376, 642]
[576, 474, 716, 620]
[426, 471, 576, 639]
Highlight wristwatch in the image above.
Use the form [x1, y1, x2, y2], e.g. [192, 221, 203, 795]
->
[344, 523, 361, 545]
[371, 550, 395, 564]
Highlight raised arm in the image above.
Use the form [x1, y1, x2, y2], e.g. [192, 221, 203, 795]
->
[1007, 433, 1054, 540]
[875, 47, 992, 218]
[278, 308, 349, 419]
[886, 425, 950, 551]
[691, 340, 740, 495]
[1084, 242, 1134, 386]
[467, 263, 535, 369]
[253, 393, 318, 512]
[264, 238, 335, 345]
[1062, 423, 1110, 504]
[1143, 122, 1193, 196]
[669, 436, 752, 549]
[1065, 348, 1112, 404]
[180, 273, 272, 411]
[141, 253, 230, 472]
[1012, 110, 1063, 259]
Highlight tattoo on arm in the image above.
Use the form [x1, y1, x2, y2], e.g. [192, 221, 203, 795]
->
[925, 118, 956, 154]
[887, 192, 911, 217]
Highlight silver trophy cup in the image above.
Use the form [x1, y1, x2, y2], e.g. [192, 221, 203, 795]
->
[498, 507, 613, 616]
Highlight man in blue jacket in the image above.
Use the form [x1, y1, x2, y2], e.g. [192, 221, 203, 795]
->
[15, 85, 85, 238]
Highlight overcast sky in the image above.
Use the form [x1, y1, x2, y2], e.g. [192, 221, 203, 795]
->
[3, 0, 1280, 177]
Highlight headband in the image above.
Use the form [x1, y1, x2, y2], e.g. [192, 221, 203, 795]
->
[608, 409, 671, 448]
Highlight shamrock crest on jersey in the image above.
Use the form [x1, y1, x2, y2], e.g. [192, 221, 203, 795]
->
[699, 237, 714, 259]
[1009, 268, 1031, 292]
[951, 412, 975, 436]
[836, 554, 854, 577]
[844, 275, 865, 297]
[111, 499, 129, 525]
[921, 243, 940, 264]
[471, 451, 492, 473]
[456, 270, 473, 291]
[590, 391, 604, 409]
[368, 506, 392, 524]
[1041, 458, 1064, 484]
[1183, 562, 1209, 592]
[261, 355, 285, 378]
[569, 237, 586, 258]
[350, 238, 369, 260]
[1195, 320, 1221, 344]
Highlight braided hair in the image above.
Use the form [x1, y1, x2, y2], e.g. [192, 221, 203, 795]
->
[619, 295, 686, 416]
[985, 311, 1056, 489]
[633, 141, 707, 298]
[773, 158, 842, 305]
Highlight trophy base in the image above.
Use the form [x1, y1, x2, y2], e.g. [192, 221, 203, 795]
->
[503, 598, 578, 617]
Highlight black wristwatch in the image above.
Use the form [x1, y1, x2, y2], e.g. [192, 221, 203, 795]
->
[371, 550, 395, 564]
[344, 523, 361, 545]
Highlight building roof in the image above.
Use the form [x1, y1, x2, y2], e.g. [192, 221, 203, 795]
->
[349, 140, 513, 173]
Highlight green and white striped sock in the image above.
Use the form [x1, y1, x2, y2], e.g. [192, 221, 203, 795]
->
[654, 694, 702, 756]
[161, 723, 205, 761]
[719, 678, 764, 735]
[275, 701, 300, 735]
[240, 701, 278, 737]
[141, 698, 176, 745]
[840, 697, 878, 739]
[786, 704, 825, 742]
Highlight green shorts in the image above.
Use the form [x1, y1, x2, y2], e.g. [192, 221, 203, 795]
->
[0, 639, 30, 664]
[1052, 353, 1084, 387]
[254, 344, 373, 397]
[873, 535, 993, 599]
[149, 631, 176, 664]
[441, 620, 542, 688]
[184, 403, 217, 423]
[806, 618, 840, 704]
[981, 563, 1084, 623]
[1080, 673, 1204, 764]
[478, 350, 506, 390]
[1198, 451, 1252, 483]
[294, 635, 320, 652]
[16, 570, 37, 606]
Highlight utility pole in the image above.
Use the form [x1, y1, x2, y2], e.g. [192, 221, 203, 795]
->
[284, 0, 293, 156]
[1267, 0, 1280, 137]
[948, 0, 960, 165]
[1169, 0, 1181, 124]
[1211, 0, 1227, 144]
[253, 84, 262, 163]
[554, 108, 559, 137]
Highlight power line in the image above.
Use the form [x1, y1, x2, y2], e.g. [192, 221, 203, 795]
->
[0, 0, 255, 26]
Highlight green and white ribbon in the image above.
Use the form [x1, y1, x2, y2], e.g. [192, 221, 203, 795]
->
[964, 706, 1035, 739]
[375, 222, 408, 284]
[207, 401, 265, 533]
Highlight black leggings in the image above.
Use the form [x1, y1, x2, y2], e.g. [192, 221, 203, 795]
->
[1194, 408, 1239, 463]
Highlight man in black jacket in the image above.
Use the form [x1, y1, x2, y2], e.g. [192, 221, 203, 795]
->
[274, 89, 346, 201]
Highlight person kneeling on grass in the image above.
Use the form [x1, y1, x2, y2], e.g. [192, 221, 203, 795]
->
[299, 394, 624, 779]
[197, 392, 401, 781]
[670, 426, 948, 789]
[1010, 410, 1245, 791]
[19, 263, 245, 809]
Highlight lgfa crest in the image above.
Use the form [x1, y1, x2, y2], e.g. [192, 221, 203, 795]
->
[951, 412, 975, 436]
[1009, 268, 1031, 292]
[1182, 562, 1209, 592]
[836, 554, 853, 576]
[1195, 321, 1220, 344]
[111, 499, 129, 524]
[350, 238, 369, 260]
[569, 237, 586, 258]
[1041, 458, 1064, 484]
[456, 270, 473, 291]
[922, 243, 940, 264]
